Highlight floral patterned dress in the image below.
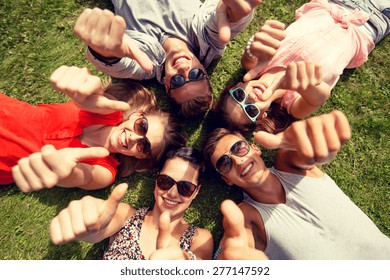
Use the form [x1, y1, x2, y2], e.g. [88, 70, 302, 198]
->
[103, 207, 197, 260]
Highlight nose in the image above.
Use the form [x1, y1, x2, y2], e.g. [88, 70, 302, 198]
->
[166, 183, 179, 198]
[177, 62, 191, 74]
[230, 154, 245, 168]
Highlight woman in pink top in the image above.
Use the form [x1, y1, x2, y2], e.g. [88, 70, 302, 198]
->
[214, 0, 389, 135]
[1, 66, 186, 192]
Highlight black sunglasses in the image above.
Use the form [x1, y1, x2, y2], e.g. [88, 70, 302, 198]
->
[169, 68, 207, 92]
[215, 140, 251, 174]
[133, 115, 152, 156]
[229, 87, 261, 123]
[156, 174, 198, 197]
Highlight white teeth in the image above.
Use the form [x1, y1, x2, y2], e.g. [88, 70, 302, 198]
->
[164, 198, 179, 205]
[120, 130, 127, 148]
[241, 163, 253, 176]
[174, 57, 187, 65]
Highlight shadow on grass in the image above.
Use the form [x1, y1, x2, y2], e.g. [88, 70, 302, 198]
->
[76, 0, 114, 10]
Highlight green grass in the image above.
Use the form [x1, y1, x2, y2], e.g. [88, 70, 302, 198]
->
[0, 0, 389, 259]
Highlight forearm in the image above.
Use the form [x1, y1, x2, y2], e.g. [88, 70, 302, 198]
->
[86, 48, 153, 80]
[241, 50, 259, 71]
[289, 83, 331, 119]
[299, 82, 331, 107]
[58, 163, 113, 190]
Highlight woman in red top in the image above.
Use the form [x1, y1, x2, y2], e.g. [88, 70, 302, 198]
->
[1, 66, 186, 192]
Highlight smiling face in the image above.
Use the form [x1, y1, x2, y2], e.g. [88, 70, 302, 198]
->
[210, 134, 266, 190]
[163, 41, 210, 104]
[225, 80, 274, 127]
[154, 157, 200, 220]
[108, 112, 165, 159]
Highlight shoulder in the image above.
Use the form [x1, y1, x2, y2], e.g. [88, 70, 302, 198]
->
[238, 201, 257, 215]
[238, 202, 266, 235]
[238, 202, 267, 250]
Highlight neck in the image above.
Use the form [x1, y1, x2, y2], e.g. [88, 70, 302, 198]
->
[81, 125, 114, 149]
[244, 169, 286, 204]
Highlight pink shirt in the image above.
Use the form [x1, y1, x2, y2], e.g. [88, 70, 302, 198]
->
[262, 0, 375, 113]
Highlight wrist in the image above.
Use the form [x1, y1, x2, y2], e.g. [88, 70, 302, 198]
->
[88, 47, 120, 65]
[245, 35, 257, 60]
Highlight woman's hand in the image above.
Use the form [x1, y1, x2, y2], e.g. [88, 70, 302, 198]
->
[50, 65, 130, 113]
[50, 183, 128, 244]
[12, 145, 109, 192]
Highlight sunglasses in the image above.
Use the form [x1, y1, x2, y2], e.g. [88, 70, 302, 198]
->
[215, 140, 250, 174]
[156, 174, 198, 197]
[133, 115, 152, 156]
[169, 68, 207, 92]
[229, 87, 261, 123]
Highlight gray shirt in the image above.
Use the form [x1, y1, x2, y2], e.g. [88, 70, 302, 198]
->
[87, 0, 254, 83]
[244, 167, 390, 259]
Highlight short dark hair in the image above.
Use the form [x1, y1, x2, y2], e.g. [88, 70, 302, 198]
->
[202, 127, 243, 170]
[164, 147, 205, 185]
[170, 79, 213, 118]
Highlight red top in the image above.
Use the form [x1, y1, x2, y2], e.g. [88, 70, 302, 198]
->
[0, 93, 121, 185]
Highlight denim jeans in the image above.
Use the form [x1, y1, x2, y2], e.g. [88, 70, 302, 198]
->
[331, 0, 390, 43]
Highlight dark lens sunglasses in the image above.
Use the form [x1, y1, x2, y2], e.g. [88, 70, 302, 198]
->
[133, 115, 152, 156]
[229, 87, 261, 123]
[156, 174, 198, 197]
[169, 68, 207, 91]
[215, 140, 251, 174]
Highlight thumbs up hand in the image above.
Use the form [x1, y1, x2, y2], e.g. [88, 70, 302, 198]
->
[254, 110, 351, 165]
[50, 65, 130, 113]
[217, 200, 268, 260]
[12, 145, 109, 192]
[149, 212, 191, 260]
[50, 183, 128, 244]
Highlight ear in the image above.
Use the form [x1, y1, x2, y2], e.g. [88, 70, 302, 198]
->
[251, 144, 262, 156]
[192, 184, 201, 199]
[163, 77, 170, 93]
[221, 175, 234, 186]
[260, 112, 267, 119]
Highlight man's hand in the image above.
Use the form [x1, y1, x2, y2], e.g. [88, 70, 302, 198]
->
[254, 110, 351, 165]
[50, 183, 128, 244]
[218, 0, 263, 44]
[74, 8, 153, 72]
[50, 65, 130, 112]
[217, 200, 268, 260]
[12, 145, 109, 192]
